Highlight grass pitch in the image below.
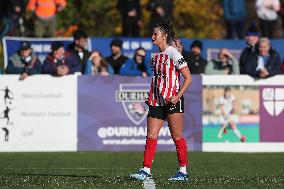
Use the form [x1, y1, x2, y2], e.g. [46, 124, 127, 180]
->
[0, 152, 283, 189]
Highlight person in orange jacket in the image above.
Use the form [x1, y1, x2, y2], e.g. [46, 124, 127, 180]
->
[26, 0, 66, 37]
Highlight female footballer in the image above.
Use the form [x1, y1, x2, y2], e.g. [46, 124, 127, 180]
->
[130, 20, 192, 181]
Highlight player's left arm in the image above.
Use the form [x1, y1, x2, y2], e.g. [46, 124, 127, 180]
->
[170, 59, 192, 105]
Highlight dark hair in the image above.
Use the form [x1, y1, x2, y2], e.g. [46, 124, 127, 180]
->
[110, 38, 123, 49]
[73, 30, 88, 40]
[90, 49, 108, 69]
[224, 87, 231, 92]
[154, 19, 176, 44]
[135, 47, 146, 54]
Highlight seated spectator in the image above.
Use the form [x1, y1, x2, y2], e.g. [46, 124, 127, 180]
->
[67, 30, 91, 73]
[244, 38, 281, 78]
[240, 22, 260, 74]
[84, 50, 114, 76]
[188, 40, 207, 74]
[6, 41, 41, 80]
[119, 47, 152, 77]
[42, 41, 81, 76]
[105, 38, 128, 75]
[205, 48, 239, 75]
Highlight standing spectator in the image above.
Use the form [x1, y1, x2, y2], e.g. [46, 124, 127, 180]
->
[188, 40, 207, 74]
[105, 38, 128, 75]
[205, 48, 240, 75]
[223, 0, 246, 39]
[240, 22, 260, 74]
[6, 41, 41, 80]
[42, 41, 81, 76]
[67, 30, 91, 73]
[117, 0, 142, 37]
[244, 38, 281, 78]
[0, 0, 26, 37]
[147, 0, 173, 34]
[26, 0, 66, 37]
[256, 0, 280, 38]
[84, 50, 114, 76]
[279, 0, 284, 35]
[119, 47, 152, 77]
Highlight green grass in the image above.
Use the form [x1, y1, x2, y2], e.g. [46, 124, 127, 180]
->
[0, 152, 283, 189]
[203, 124, 259, 142]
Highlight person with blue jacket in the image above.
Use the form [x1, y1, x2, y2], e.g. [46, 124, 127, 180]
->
[84, 50, 114, 76]
[119, 47, 152, 77]
[223, 0, 246, 39]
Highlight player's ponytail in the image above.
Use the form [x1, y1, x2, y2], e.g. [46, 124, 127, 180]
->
[155, 19, 176, 44]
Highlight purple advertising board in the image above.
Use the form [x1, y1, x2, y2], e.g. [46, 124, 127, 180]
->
[78, 75, 202, 151]
[260, 86, 284, 142]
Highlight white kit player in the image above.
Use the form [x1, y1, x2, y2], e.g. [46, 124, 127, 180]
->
[217, 87, 246, 142]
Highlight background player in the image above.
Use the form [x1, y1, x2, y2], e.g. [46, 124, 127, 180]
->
[217, 87, 246, 142]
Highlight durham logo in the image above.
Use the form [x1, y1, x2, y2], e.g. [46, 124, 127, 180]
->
[262, 87, 284, 116]
[115, 83, 150, 125]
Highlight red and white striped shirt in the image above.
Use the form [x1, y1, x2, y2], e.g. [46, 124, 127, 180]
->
[147, 46, 188, 106]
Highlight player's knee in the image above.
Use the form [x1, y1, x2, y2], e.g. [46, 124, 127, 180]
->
[147, 132, 158, 139]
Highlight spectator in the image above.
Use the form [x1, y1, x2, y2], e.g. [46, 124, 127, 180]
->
[279, 0, 284, 36]
[223, 0, 246, 39]
[240, 22, 260, 74]
[67, 30, 91, 73]
[205, 48, 240, 75]
[281, 60, 284, 73]
[6, 41, 41, 80]
[42, 41, 81, 76]
[119, 47, 152, 77]
[244, 37, 282, 78]
[105, 38, 128, 75]
[26, 0, 66, 37]
[147, 0, 173, 34]
[256, 0, 280, 38]
[84, 50, 114, 76]
[0, 0, 26, 37]
[117, 0, 142, 37]
[188, 40, 207, 74]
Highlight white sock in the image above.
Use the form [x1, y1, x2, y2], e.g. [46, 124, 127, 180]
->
[143, 167, 151, 174]
[233, 128, 242, 139]
[179, 166, 187, 174]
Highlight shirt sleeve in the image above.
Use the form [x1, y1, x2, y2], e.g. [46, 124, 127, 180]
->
[171, 47, 188, 70]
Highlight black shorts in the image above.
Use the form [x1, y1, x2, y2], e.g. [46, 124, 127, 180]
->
[147, 96, 184, 121]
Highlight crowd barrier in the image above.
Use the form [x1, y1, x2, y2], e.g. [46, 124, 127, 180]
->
[3, 36, 284, 69]
[0, 75, 284, 152]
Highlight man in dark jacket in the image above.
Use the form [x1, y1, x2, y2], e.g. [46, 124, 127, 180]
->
[243, 38, 281, 78]
[187, 40, 207, 74]
[117, 0, 142, 37]
[42, 41, 81, 76]
[67, 30, 91, 73]
[239, 22, 260, 74]
[6, 41, 41, 80]
[0, 0, 26, 37]
[105, 38, 128, 75]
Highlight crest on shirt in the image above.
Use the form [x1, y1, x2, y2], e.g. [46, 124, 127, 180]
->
[262, 87, 284, 116]
[115, 83, 150, 125]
